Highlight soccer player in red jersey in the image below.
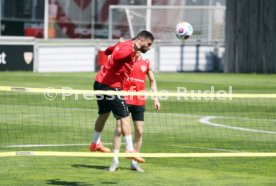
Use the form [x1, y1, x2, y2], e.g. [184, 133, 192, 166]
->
[90, 31, 154, 163]
[109, 50, 160, 172]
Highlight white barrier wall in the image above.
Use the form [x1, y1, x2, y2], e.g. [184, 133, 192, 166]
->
[159, 46, 224, 72]
[0, 36, 224, 73]
[36, 46, 96, 72]
[34, 42, 224, 73]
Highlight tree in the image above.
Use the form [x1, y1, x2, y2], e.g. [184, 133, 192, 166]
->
[224, 0, 276, 73]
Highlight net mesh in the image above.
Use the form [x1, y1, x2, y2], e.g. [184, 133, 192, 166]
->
[1, 86, 276, 154]
[110, 6, 225, 43]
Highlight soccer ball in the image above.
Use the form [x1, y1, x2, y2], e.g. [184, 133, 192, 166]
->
[175, 21, 193, 40]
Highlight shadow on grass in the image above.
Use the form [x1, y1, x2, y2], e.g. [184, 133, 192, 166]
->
[46, 179, 91, 186]
[71, 164, 132, 172]
[71, 164, 108, 170]
[101, 182, 118, 184]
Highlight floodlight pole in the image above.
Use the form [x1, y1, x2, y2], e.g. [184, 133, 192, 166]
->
[108, 6, 112, 40]
[0, 0, 2, 37]
[208, 0, 213, 44]
[44, 0, 49, 40]
[146, 0, 151, 32]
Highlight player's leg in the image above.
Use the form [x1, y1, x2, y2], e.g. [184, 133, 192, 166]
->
[120, 116, 135, 151]
[113, 119, 123, 152]
[133, 121, 144, 152]
[90, 81, 112, 152]
[130, 105, 145, 172]
[112, 96, 145, 163]
[129, 120, 145, 172]
[109, 120, 122, 172]
[95, 112, 110, 132]
[90, 112, 111, 152]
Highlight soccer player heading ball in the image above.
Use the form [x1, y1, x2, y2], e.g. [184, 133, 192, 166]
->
[90, 30, 154, 164]
[109, 46, 161, 172]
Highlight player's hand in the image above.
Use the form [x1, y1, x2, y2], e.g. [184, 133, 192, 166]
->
[154, 99, 160, 111]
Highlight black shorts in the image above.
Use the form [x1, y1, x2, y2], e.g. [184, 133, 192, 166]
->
[94, 81, 129, 119]
[127, 105, 145, 121]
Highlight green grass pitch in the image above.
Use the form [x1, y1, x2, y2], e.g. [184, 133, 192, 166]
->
[0, 72, 276, 185]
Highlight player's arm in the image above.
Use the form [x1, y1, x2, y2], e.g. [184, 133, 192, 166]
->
[113, 46, 133, 62]
[104, 44, 117, 55]
[104, 46, 115, 55]
[147, 62, 160, 110]
[105, 38, 126, 56]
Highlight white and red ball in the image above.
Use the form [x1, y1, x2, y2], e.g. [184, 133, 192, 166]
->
[175, 21, 193, 40]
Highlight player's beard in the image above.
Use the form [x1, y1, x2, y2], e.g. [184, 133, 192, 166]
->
[140, 46, 148, 53]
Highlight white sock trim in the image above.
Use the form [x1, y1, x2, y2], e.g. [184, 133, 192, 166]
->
[112, 149, 120, 164]
[93, 131, 101, 144]
[124, 135, 134, 151]
[131, 160, 138, 165]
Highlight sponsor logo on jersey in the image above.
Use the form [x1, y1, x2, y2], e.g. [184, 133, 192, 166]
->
[141, 65, 147, 72]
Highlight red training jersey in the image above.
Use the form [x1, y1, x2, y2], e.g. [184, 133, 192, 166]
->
[95, 40, 135, 89]
[123, 56, 150, 106]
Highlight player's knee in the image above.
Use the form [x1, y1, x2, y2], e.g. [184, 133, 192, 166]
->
[135, 129, 143, 138]
[115, 127, 122, 136]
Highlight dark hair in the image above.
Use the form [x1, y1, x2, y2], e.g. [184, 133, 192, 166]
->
[135, 30, 154, 41]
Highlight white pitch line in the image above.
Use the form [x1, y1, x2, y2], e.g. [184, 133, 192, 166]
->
[3, 144, 88, 148]
[170, 144, 238, 152]
[2, 143, 112, 148]
[199, 116, 276, 135]
[2, 151, 276, 158]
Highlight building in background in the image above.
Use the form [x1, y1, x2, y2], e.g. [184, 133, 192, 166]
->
[0, 0, 225, 39]
[1, 0, 44, 37]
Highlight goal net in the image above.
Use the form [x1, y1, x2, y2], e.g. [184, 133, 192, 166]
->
[109, 5, 225, 43]
[0, 86, 276, 157]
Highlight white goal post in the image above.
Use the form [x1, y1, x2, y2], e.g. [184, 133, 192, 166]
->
[108, 5, 226, 44]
